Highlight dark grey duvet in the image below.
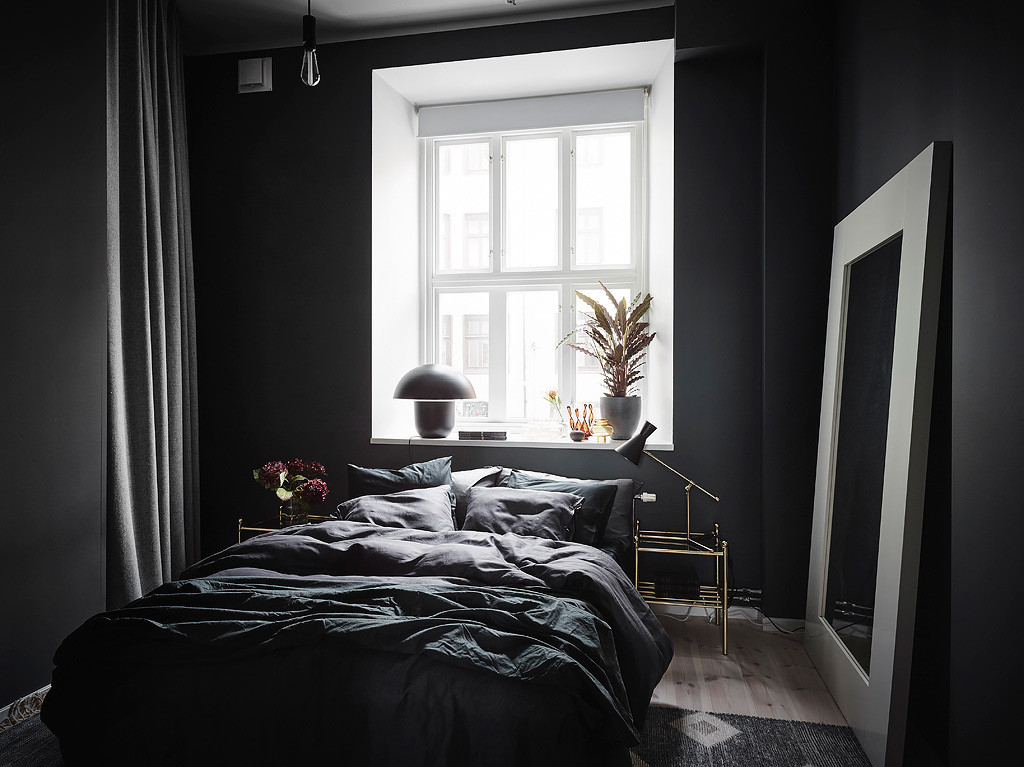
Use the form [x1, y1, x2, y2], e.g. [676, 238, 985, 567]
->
[42, 521, 672, 766]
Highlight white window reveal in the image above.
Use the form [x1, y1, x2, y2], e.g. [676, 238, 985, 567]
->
[370, 42, 675, 446]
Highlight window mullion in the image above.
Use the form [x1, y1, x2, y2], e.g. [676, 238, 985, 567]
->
[497, 135, 506, 273]
[560, 282, 574, 413]
[560, 130, 575, 407]
[490, 288, 508, 421]
[561, 128, 573, 271]
[490, 134, 500, 274]
[422, 140, 435, 363]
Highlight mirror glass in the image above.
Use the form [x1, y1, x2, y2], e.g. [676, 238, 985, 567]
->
[822, 233, 903, 676]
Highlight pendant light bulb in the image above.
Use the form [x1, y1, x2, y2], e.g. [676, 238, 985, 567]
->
[301, 2, 320, 87]
[301, 47, 320, 87]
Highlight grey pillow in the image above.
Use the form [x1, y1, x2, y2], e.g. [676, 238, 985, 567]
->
[346, 456, 454, 514]
[334, 484, 456, 532]
[505, 470, 617, 547]
[451, 466, 503, 527]
[497, 468, 641, 561]
[462, 486, 580, 542]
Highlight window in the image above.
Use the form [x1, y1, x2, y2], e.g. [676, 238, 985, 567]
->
[425, 123, 646, 425]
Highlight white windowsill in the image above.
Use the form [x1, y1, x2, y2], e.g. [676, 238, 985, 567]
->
[370, 436, 674, 451]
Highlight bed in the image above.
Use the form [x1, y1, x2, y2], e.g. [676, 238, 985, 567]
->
[41, 459, 672, 766]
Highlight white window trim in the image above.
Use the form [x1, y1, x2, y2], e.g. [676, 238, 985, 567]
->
[421, 119, 649, 431]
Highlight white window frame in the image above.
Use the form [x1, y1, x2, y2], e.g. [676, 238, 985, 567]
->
[422, 121, 648, 428]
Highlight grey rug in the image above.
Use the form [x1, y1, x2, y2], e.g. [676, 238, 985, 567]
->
[631, 704, 872, 767]
[1, 705, 871, 767]
[0, 714, 61, 767]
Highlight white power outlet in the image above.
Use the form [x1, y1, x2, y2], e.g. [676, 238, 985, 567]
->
[640, 492, 657, 503]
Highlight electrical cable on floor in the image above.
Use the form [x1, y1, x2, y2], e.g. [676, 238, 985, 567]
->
[657, 609, 694, 622]
[755, 611, 805, 634]
[723, 549, 805, 634]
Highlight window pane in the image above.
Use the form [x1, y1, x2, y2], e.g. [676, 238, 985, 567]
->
[575, 132, 631, 266]
[438, 143, 490, 271]
[505, 137, 559, 268]
[438, 292, 490, 418]
[506, 290, 560, 420]
[574, 286, 630, 405]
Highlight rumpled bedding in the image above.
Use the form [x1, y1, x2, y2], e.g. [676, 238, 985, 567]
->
[42, 521, 672, 767]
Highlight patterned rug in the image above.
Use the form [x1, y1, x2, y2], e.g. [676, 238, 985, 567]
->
[0, 712, 61, 767]
[631, 705, 872, 767]
[1, 702, 871, 767]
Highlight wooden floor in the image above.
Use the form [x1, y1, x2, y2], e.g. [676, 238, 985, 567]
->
[650, 611, 848, 726]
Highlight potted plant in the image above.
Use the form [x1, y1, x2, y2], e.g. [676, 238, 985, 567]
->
[254, 458, 329, 523]
[558, 282, 655, 440]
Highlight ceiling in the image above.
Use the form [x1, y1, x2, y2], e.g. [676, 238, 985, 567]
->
[175, 0, 671, 56]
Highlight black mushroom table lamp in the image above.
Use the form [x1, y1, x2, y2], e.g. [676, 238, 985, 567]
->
[615, 421, 720, 550]
[393, 363, 477, 439]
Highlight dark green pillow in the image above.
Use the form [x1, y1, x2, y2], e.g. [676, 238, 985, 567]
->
[506, 469, 617, 547]
[462, 486, 580, 542]
[347, 456, 454, 515]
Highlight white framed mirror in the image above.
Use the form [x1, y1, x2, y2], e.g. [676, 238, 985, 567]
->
[805, 142, 951, 767]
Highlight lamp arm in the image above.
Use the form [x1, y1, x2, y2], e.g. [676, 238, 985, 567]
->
[642, 450, 720, 502]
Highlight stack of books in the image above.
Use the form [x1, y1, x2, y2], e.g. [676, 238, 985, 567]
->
[654, 568, 701, 599]
[457, 430, 507, 440]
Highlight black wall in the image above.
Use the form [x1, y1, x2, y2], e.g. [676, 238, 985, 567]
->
[672, 46, 766, 599]
[0, 3, 106, 704]
[184, 5, 764, 601]
[834, 1, 1024, 762]
[672, 0, 838, 621]
[185, 0, 837, 618]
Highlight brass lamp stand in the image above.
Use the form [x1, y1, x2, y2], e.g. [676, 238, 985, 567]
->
[637, 449, 720, 551]
[617, 421, 729, 653]
[614, 421, 720, 547]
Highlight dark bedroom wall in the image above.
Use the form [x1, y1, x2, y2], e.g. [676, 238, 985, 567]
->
[0, 2, 106, 704]
[672, 47, 765, 602]
[184, 4, 769, 597]
[834, 0, 1023, 763]
[758, 4, 836, 620]
[674, 0, 836, 618]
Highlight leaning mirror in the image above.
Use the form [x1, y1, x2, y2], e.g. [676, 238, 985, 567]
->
[805, 142, 951, 767]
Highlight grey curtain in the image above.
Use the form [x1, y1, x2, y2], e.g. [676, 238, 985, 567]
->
[106, 0, 199, 608]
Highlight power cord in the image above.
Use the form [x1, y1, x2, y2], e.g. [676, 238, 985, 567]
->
[724, 548, 805, 634]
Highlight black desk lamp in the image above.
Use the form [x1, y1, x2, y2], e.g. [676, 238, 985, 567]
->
[615, 421, 720, 551]
[394, 363, 476, 439]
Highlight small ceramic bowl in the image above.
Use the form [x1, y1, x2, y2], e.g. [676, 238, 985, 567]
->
[569, 430, 586, 442]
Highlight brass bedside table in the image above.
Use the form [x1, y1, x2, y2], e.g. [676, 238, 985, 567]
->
[634, 520, 729, 654]
[237, 512, 333, 543]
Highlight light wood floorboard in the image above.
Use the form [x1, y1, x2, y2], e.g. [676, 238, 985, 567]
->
[650, 611, 848, 726]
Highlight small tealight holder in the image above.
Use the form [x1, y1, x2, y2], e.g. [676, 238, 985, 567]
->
[591, 418, 613, 443]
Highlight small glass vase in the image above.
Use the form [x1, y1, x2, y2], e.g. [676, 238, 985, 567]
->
[278, 499, 307, 525]
[549, 403, 567, 438]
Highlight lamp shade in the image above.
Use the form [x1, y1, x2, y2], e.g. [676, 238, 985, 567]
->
[615, 421, 657, 465]
[393, 363, 476, 401]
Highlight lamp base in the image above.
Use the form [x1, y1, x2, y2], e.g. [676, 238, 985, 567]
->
[414, 401, 455, 438]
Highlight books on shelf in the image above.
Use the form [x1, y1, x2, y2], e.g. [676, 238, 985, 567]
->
[458, 430, 507, 440]
[654, 568, 701, 599]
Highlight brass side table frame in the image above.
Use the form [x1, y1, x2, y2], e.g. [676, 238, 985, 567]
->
[238, 513, 332, 543]
[634, 520, 729, 654]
